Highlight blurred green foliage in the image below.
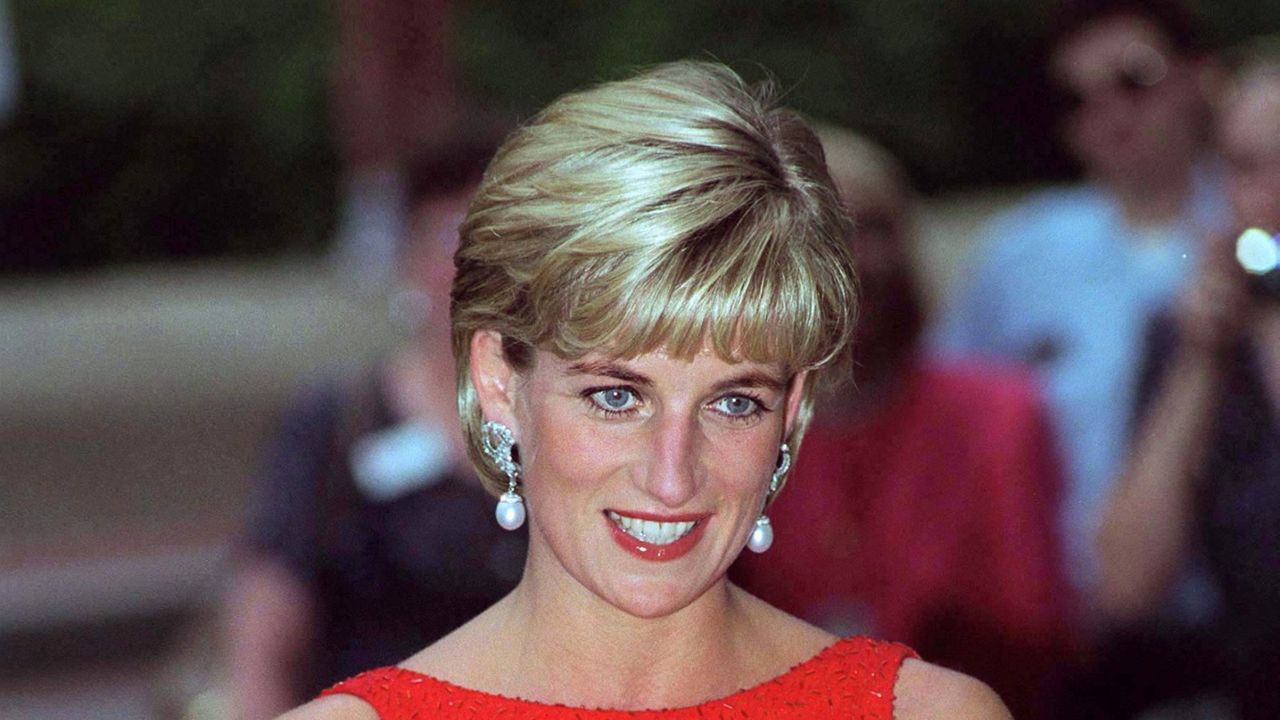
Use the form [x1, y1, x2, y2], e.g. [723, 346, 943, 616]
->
[1, 0, 337, 272]
[3, 0, 1280, 273]
[459, 0, 1061, 191]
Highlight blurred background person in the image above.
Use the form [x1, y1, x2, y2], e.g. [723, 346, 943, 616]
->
[932, 0, 1229, 613]
[329, 0, 463, 289]
[223, 135, 527, 720]
[733, 124, 1077, 720]
[1094, 43, 1280, 720]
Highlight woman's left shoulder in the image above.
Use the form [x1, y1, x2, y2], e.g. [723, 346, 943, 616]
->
[892, 658, 1012, 720]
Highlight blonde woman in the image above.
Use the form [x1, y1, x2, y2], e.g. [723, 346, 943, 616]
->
[282, 61, 1009, 719]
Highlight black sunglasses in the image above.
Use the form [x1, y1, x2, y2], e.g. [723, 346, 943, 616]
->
[1054, 63, 1164, 114]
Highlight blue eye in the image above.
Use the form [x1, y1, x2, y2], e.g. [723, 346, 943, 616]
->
[590, 387, 637, 413]
[714, 394, 759, 417]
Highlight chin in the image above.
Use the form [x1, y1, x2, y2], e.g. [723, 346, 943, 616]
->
[601, 574, 713, 620]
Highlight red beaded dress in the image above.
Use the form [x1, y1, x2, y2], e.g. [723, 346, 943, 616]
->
[321, 636, 917, 719]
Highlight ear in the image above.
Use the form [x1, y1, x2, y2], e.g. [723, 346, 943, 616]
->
[469, 330, 521, 432]
[781, 370, 809, 439]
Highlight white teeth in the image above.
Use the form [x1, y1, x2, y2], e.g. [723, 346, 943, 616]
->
[642, 520, 660, 541]
[607, 511, 697, 545]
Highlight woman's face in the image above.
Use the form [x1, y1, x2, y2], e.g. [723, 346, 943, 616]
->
[475, 333, 804, 619]
[1220, 73, 1280, 232]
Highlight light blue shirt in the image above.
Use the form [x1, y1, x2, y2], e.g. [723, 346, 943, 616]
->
[932, 167, 1228, 595]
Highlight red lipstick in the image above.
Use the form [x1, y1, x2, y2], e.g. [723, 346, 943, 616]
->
[604, 509, 710, 562]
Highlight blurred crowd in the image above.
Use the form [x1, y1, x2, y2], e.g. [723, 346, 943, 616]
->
[222, 1, 1280, 719]
[9, 0, 1277, 718]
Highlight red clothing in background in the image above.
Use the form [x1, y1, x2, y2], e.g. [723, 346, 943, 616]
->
[734, 359, 1077, 719]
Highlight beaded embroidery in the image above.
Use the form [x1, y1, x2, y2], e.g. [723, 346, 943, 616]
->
[321, 636, 916, 719]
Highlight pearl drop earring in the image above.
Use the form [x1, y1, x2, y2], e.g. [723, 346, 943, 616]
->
[747, 516, 774, 553]
[747, 442, 790, 554]
[481, 421, 525, 531]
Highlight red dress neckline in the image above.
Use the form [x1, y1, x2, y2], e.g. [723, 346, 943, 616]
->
[321, 635, 917, 718]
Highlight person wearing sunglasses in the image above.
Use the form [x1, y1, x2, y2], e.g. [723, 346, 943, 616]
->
[933, 0, 1228, 615]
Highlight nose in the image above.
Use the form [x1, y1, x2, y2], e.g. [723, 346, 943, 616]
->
[641, 413, 701, 508]
[1078, 87, 1130, 126]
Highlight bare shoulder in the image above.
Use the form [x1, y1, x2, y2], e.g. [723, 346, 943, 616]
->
[893, 658, 1012, 720]
[275, 694, 378, 720]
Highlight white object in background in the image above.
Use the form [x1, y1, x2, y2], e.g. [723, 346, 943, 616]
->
[1236, 227, 1279, 275]
[350, 421, 451, 502]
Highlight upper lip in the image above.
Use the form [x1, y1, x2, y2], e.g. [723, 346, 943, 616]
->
[604, 509, 710, 522]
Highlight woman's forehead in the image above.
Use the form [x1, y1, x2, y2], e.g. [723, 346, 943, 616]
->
[541, 343, 791, 382]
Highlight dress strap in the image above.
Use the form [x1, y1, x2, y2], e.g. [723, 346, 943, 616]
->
[823, 637, 919, 718]
[320, 667, 413, 718]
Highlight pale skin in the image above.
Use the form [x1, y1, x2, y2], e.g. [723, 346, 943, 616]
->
[280, 330, 1010, 719]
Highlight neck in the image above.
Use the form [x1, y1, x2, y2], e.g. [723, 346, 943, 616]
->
[1110, 161, 1195, 229]
[484, 550, 772, 710]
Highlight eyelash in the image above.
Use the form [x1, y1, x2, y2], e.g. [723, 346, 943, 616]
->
[584, 386, 641, 417]
[581, 386, 772, 423]
[712, 393, 769, 422]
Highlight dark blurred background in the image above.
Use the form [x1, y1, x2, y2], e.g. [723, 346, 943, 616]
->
[4, 1, 1280, 718]
[4, 0, 1277, 276]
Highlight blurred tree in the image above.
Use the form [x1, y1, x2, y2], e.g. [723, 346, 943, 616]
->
[0, 0, 336, 273]
[2, 0, 1279, 274]
[456, 0, 1060, 192]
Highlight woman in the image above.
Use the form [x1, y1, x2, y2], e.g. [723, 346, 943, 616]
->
[283, 60, 1008, 719]
[1095, 47, 1280, 720]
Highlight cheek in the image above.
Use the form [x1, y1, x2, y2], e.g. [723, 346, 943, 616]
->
[708, 430, 781, 498]
[1063, 115, 1105, 159]
[1259, 168, 1280, 226]
[1143, 98, 1194, 141]
[1231, 172, 1280, 229]
[519, 402, 620, 498]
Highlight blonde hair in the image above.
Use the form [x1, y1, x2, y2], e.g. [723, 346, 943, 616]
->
[451, 61, 858, 496]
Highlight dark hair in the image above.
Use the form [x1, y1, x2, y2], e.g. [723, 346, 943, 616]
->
[1048, 0, 1207, 57]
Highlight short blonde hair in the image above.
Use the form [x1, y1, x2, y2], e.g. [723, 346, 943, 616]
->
[451, 61, 858, 496]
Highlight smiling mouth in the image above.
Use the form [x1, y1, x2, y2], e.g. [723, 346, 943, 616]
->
[606, 511, 699, 546]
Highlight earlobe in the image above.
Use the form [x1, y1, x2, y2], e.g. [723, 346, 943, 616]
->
[469, 330, 520, 430]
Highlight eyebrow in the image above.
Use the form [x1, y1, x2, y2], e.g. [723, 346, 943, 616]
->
[566, 360, 788, 393]
[713, 371, 787, 394]
[567, 360, 652, 385]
